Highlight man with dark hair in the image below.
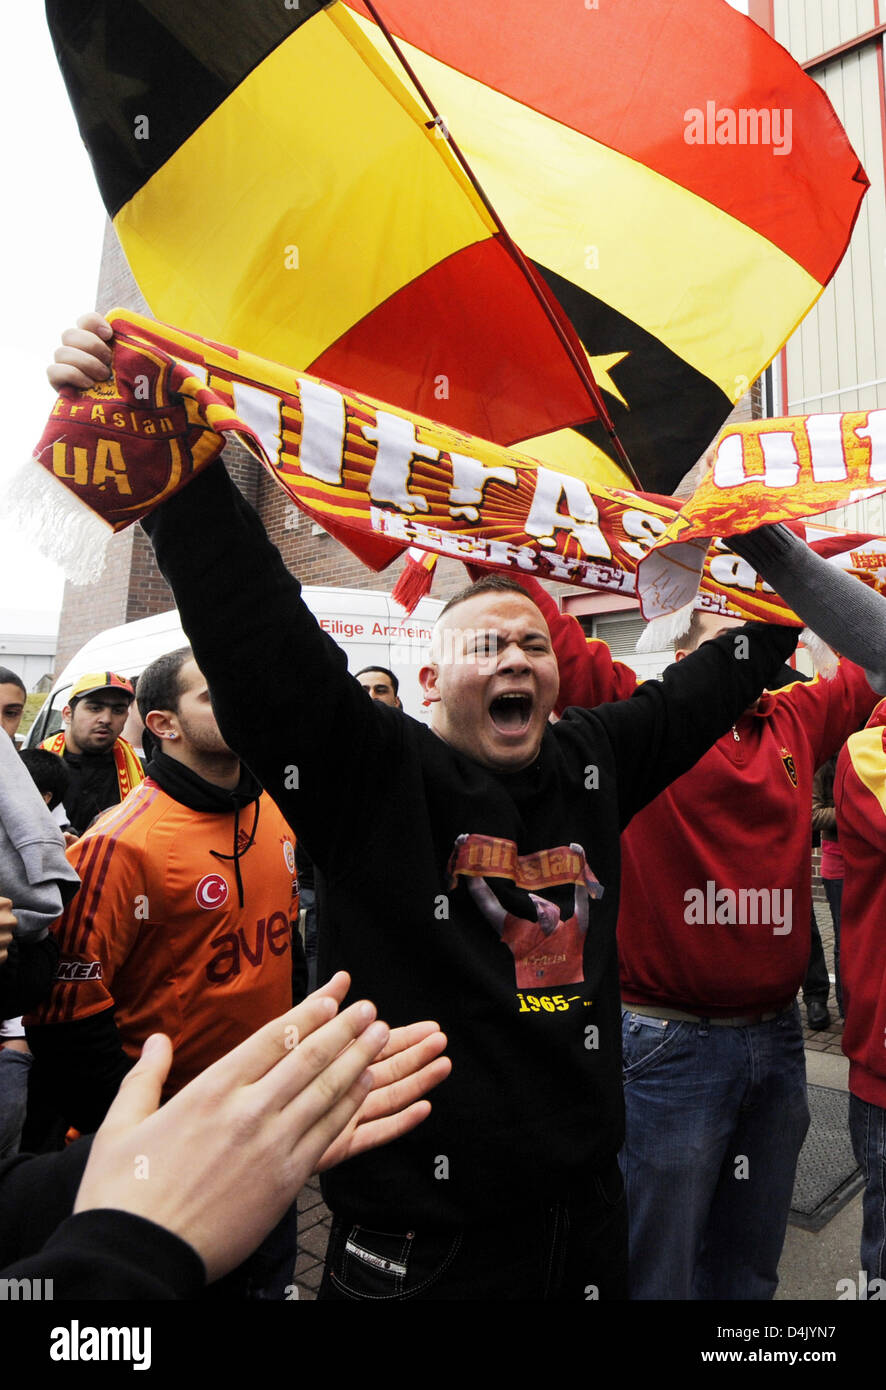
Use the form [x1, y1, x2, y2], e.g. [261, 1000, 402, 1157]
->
[40, 672, 144, 835]
[0, 669, 26, 741]
[355, 665, 401, 708]
[27, 648, 306, 1141]
[135, 648, 191, 724]
[18, 749, 71, 815]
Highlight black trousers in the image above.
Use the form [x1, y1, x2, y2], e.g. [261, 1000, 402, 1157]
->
[802, 906, 830, 1004]
[319, 1162, 628, 1301]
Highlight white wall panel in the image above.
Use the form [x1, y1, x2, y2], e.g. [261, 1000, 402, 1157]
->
[766, 7, 885, 539]
[775, 1, 876, 64]
[785, 46, 886, 415]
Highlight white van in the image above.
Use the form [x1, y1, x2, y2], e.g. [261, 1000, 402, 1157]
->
[25, 587, 444, 747]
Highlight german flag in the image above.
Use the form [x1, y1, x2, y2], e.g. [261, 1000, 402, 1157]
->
[47, 0, 866, 494]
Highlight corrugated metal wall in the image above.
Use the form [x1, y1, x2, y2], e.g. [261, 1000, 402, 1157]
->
[777, 0, 876, 64]
[775, 1, 886, 531]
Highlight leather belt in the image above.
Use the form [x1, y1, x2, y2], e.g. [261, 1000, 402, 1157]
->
[623, 1001, 795, 1028]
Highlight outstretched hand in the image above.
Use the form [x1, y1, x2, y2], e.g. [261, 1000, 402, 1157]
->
[74, 973, 449, 1282]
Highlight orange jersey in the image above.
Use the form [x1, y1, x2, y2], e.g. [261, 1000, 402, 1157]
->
[28, 778, 298, 1096]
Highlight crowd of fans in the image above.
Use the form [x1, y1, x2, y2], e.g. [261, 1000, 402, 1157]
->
[2, 315, 886, 1302]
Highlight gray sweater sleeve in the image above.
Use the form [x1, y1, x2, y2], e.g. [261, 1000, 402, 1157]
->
[729, 523, 886, 693]
[0, 734, 80, 940]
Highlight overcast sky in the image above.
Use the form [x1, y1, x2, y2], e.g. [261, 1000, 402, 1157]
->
[0, 0, 749, 640]
[0, 6, 106, 629]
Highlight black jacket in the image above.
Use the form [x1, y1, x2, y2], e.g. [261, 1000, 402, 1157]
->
[0, 1136, 203, 1298]
[144, 459, 797, 1227]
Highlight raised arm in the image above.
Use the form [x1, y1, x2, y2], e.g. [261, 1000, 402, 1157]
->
[142, 461, 403, 872]
[584, 620, 799, 828]
[730, 524, 886, 692]
[0, 731, 80, 940]
[47, 313, 403, 874]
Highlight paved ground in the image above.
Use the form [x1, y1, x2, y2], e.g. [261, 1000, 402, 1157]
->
[798, 898, 844, 1053]
[777, 898, 863, 1301]
[292, 899, 857, 1301]
[294, 1176, 331, 1300]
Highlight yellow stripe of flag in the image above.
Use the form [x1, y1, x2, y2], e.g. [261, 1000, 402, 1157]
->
[115, 8, 495, 369]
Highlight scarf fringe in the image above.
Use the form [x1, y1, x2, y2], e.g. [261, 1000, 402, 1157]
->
[800, 627, 839, 679]
[635, 609, 838, 679]
[634, 603, 695, 653]
[392, 549, 437, 614]
[1, 458, 114, 585]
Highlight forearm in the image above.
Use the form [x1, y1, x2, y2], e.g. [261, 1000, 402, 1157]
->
[730, 524, 886, 691]
[0, 1210, 204, 1300]
[144, 462, 326, 754]
[599, 620, 799, 825]
[143, 461, 395, 862]
[811, 802, 837, 836]
[0, 1136, 93, 1262]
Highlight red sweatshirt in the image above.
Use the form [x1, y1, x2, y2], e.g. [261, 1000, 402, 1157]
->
[517, 575, 878, 1014]
[835, 702, 886, 1107]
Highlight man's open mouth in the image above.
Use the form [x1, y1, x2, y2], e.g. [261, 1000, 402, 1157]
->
[489, 692, 533, 733]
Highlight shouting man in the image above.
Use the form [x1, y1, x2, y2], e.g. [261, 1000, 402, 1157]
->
[49, 314, 815, 1301]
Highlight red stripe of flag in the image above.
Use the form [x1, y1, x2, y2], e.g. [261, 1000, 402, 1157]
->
[347, 0, 867, 285]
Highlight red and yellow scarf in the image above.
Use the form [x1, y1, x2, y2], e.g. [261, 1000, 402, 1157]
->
[24, 309, 886, 630]
[41, 732, 145, 803]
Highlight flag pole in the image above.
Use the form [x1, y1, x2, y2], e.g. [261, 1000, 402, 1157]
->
[360, 0, 641, 489]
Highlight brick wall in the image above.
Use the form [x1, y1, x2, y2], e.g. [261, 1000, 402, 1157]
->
[95, 221, 151, 319]
[56, 529, 134, 671]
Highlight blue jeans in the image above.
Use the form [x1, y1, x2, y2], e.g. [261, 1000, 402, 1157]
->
[849, 1093, 886, 1282]
[319, 1165, 628, 1300]
[0, 1046, 32, 1159]
[620, 1004, 809, 1300]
